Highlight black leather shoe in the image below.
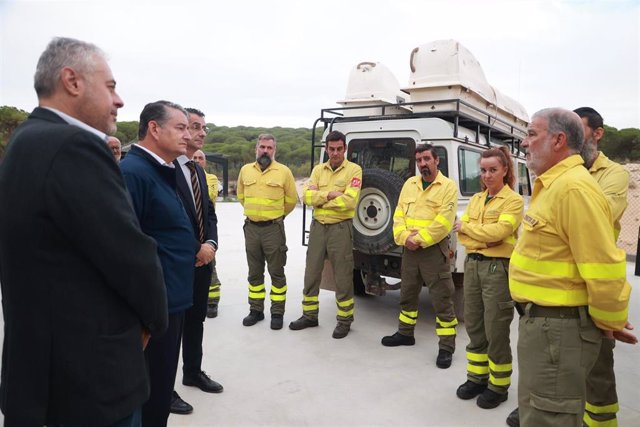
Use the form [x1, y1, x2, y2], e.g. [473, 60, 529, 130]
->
[242, 310, 264, 326]
[381, 332, 415, 347]
[436, 349, 453, 369]
[289, 316, 319, 330]
[183, 371, 224, 393]
[477, 389, 508, 409]
[206, 303, 218, 318]
[170, 391, 193, 415]
[506, 407, 519, 427]
[271, 314, 283, 330]
[456, 380, 487, 400]
[332, 323, 350, 339]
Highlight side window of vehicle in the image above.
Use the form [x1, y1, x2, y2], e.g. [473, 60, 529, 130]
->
[434, 146, 448, 177]
[458, 147, 481, 196]
[348, 138, 416, 181]
[518, 162, 531, 196]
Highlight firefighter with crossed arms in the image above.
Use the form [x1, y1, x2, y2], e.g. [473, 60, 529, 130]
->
[289, 130, 362, 339]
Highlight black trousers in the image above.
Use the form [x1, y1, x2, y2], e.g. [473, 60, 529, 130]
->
[182, 263, 212, 377]
[142, 311, 185, 427]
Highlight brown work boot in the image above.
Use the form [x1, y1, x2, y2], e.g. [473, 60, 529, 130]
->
[332, 323, 350, 339]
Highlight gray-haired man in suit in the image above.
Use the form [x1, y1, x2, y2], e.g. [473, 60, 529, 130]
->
[0, 37, 167, 427]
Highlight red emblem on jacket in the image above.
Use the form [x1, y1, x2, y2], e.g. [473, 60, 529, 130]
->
[350, 177, 362, 188]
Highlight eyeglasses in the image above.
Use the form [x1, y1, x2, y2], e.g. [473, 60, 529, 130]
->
[190, 123, 209, 133]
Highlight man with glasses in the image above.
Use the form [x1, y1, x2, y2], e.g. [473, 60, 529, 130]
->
[170, 108, 222, 416]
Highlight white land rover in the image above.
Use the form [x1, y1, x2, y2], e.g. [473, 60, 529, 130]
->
[303, 40, 532, 317]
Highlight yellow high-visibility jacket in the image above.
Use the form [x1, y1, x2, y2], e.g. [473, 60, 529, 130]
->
[303, 159, 362, 224]
[205, 172, 219, 206]
[458, 185, 524, 258]
[589, 152, 629, 241]
[393, 171, 458, 248]
[237, 160, 298, 222]
[509, 155, 630, 331]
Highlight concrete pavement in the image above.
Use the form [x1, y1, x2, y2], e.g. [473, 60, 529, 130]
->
[169, 202, 640, 427]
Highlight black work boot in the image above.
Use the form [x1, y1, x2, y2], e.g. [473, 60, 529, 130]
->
[242, 310, 264, 326]
[270, 314, 283, 330]
[288, 316, 319, 330]
[381, 332, 415, 347]
[332, 323, 350, 339]
[456, 380, 487, 399]
[477, 389, 508, 409]
[206, 303, 218, 318]
[505, 407, 519, 426]
[436, 349, 453, 369]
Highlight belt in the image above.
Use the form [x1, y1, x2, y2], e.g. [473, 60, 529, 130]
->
[516, 302, 582, 319]
[246, 218, 281, 226]
[467, 253, 509, 262]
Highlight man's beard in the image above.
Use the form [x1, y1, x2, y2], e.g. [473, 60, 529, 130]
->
[580, 137, 598, 169]
[420, 166, 432, 179]
[257, 153, 272, 170]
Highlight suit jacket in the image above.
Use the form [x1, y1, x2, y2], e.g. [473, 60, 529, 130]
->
[173, 157, 218, 250]
[0, 108, 168, 426]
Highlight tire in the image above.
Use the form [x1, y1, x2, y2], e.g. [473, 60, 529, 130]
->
[353, 169, 405, 255]
[353, 269, 366, 296]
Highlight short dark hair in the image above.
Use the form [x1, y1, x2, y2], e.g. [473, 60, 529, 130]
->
[138, 100, 187, 140]
[185, 107, 205, 118]
[573, 107, 604, 131]
[326, 130, 346, 147]
[415, 143, 438, 159]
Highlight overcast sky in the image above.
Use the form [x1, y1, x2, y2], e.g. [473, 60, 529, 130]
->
[1, 0, 638, 129]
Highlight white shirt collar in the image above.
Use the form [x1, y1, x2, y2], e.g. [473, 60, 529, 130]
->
[176, 154, 192, 166]
[134, 144, 175, 167]
[42, 107, 107, 141]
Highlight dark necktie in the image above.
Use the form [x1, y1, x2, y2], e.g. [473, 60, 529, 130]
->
[186, 161, 205, 242]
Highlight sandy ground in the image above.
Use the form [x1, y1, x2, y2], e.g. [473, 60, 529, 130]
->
[619, 163, 640, 256]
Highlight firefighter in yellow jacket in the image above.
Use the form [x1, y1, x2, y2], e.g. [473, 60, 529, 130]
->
[510, 108, 631, 427]
[381, 144, 459, 369]
[453, 146, 524, 410]
[237, 134, 298, 330]
[576, 107, 635, 427]
[194, 149, 223, 319]
[289, 130, 362, 339]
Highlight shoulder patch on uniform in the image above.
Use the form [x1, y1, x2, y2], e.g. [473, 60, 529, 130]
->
[350, 177, 362, 187]
[523, 214, 538, 227]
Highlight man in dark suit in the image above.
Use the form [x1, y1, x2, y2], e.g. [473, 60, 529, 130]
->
[0, 37, 168, 427]
[170, 108, 222, 415]
[120, 101, 198, 427]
